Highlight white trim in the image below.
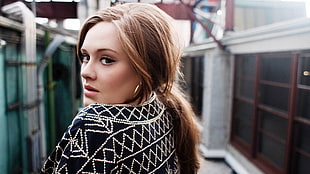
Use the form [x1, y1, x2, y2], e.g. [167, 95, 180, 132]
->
[184, 18, 310, 55]
[221, 18, 310, 54]
[199, 144, 226, 158]
[183, 38, 217, 56]
[225, 153, 250, 174]
[222, 18, 310, 46]
[200, 144, 250, 174]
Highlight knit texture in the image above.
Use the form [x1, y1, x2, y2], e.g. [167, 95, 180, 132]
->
[41, 94, 178, 174]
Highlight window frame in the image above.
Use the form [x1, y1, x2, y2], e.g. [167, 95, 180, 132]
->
[230, 51, 310, 174]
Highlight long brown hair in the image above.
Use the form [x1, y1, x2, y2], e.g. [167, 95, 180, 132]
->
[77, 3, 200, 173]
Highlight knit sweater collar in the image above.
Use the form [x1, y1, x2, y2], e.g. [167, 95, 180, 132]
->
[78, 93, 165, 124]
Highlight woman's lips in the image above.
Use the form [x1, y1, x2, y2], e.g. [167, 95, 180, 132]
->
[83, 84, 99, 97]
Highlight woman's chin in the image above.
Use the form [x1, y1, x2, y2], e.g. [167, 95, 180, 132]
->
[83, 97, 96, 106]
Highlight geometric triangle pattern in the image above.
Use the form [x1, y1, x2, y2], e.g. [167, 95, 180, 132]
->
[41, 93, 178, 173]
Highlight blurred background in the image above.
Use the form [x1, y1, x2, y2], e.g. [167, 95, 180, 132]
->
[0, 0, 309, 173]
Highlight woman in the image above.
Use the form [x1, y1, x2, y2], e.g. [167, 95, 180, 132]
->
[41, 2, 200, 174]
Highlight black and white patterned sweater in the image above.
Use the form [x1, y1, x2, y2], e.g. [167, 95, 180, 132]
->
[41, 94, 178, 174]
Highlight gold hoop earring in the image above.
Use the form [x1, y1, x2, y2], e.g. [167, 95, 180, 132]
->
[134, 84, 140, 95]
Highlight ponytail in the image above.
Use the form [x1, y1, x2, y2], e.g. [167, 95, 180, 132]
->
[159, 85, 201, 174]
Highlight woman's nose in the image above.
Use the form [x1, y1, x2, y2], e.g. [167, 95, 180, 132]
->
[81, 60, 96, 80]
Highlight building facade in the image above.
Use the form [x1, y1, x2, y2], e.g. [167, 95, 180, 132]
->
[183, 1, 310, 174]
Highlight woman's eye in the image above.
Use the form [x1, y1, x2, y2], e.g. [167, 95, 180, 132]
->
[81, 54, 90, 63]
[100, 57, 115, 65]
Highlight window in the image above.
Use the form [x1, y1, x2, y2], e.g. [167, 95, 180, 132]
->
[231, 52, 310, 174]
[293, 54, 310, 174]
[181, 56, 204, 117]
[232, 55, 255, 148]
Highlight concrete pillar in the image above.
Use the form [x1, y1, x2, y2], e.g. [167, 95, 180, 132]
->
[201, 48, 232, 158]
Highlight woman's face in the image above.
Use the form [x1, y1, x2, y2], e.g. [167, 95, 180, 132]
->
[80, 21, 140, 106]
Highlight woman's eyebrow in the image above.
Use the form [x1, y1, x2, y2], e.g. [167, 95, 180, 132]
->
[96, 48, 118, 54]
[80, 48, 118, 54]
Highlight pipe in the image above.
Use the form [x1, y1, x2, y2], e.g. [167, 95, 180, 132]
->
[1, 1, 38, 170]
[37, 34, 65, 161]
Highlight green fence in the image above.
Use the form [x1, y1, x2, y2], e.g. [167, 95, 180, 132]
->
[0, 23, 79, 174]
